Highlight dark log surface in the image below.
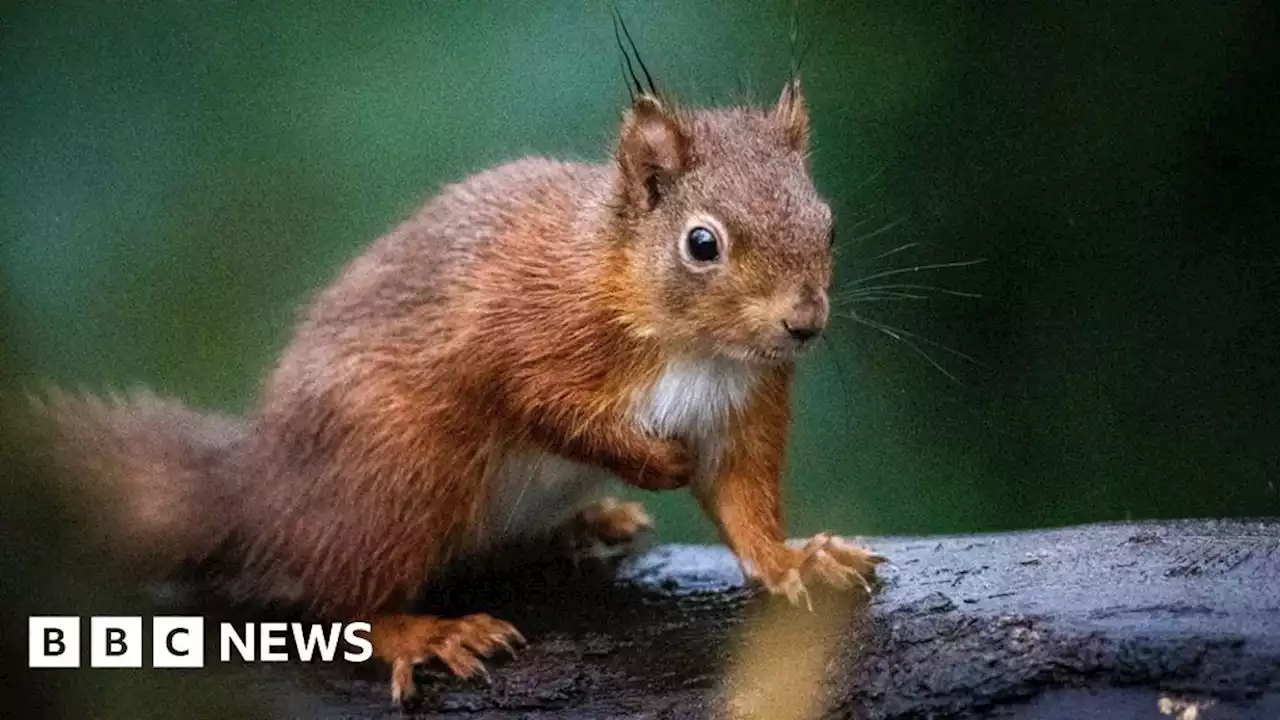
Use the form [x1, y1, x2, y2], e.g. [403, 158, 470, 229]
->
[235, 520, 1280, 719]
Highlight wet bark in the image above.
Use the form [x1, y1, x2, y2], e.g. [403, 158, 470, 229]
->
[241, 520, 1280, 719]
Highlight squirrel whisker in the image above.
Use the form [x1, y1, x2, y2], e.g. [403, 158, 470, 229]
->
[835, 283, 985, 301]
[835, 311, 985, 383]
[837, 313, 962, 384]
[841, 216, 909, 249]
[865, 241, 923, 262]
[844, 258, 988, 287]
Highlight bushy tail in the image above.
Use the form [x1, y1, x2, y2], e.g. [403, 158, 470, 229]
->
[33, 389, 246, 575]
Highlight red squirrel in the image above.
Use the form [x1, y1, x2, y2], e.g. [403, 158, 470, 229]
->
[39, 32, 885, 704]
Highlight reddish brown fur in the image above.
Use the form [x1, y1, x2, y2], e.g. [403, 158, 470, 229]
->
[698, 365, 794, 576]
[40, 82, 883, 701]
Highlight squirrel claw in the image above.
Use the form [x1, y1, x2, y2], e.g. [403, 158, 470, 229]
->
[374, 613, 524, 705]
[770, 568, 813, 611]
[390, 658, 414, 705]
[759, 534, 886, 608]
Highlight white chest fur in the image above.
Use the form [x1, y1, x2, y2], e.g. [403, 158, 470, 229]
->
[631, 356, 757, 441]
[632, 356, 758, 490]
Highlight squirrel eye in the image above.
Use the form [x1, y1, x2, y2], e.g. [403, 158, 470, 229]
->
[685, 226, 721, 263]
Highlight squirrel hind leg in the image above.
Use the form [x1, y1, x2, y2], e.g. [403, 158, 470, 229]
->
[372, 613, 525, 705]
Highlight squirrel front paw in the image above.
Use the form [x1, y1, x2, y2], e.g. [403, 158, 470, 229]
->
[558, 497, 654, 564]
[754, 534, 887, 610]
[574, 497, 652, 546]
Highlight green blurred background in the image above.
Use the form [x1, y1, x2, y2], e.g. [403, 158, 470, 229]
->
[4, 0, 1277, 545]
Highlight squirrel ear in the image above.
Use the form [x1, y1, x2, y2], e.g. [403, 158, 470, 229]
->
[774, 78, 810, 154]
[616, 94, 689, 211]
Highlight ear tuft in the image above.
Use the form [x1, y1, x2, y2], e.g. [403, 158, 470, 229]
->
[775, 78, 810, 153]
[616, 95, 689, 212]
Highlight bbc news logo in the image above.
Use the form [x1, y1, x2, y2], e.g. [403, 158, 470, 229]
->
[29, 616, 372, 668]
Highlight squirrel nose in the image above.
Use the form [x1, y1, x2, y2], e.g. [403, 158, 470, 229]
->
[783, 292, 828, 345]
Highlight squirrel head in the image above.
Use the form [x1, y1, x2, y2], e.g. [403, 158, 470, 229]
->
[610, 80, 833, 365]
